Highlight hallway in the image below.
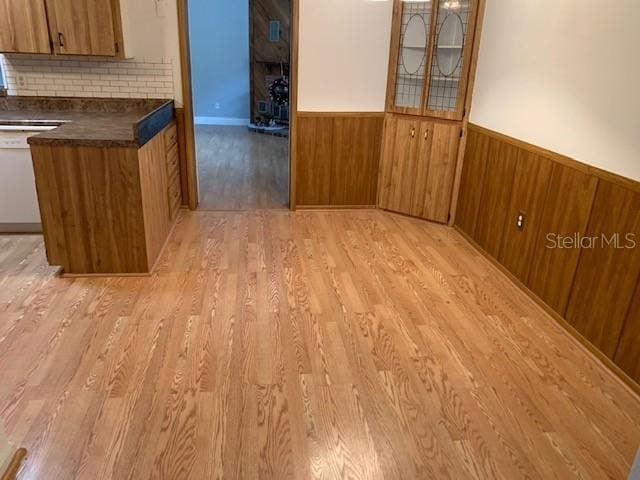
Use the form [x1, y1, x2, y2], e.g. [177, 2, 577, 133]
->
[196, 125, 289, 210]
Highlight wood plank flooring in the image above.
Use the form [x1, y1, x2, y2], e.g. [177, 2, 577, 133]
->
[1, 210, 639, 479]
[195, 125, 289, 210]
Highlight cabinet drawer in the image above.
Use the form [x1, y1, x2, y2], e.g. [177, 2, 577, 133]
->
[166, 143, 179, 180]
[164, 123, 178, 150]
[168, 174, 182, 218]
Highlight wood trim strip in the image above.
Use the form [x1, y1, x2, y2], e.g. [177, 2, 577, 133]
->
[296, 205, 377, 210]
[455, 225, 640, 398]
[289, 0, 299, 210]
[1, 448, 26, 480]
[296, 111, 385, 118]
[468, 124, 640, 193]
[449, 0, 486, 225]
[177, 0, 198, 210]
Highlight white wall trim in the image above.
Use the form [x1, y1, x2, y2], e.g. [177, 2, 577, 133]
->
[195, 116, 249, 126]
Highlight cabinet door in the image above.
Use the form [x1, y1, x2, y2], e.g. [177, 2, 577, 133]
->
[411, 122, 460, 222]
[378, 117, 420, 214]
[0, 0, 51, 54]
[425, 0, 478, 120]
[46, 0, 117, 56]
[386, 0, 435, 116]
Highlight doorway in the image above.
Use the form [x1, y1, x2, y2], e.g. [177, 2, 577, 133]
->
[186, 0, 292, 210]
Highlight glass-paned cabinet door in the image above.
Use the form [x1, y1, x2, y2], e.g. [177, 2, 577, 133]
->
[427, 0, 476, 119]
[389, 0, 433, 113]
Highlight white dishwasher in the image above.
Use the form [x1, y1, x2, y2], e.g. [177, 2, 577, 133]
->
[0, 125, 55, 233]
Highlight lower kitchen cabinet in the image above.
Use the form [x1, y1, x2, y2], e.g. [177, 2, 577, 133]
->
[31, 122, 180, 275]
[378, 115, 461, 223]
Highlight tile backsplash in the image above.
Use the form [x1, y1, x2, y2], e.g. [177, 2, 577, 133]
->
[0, 54, 175, 99]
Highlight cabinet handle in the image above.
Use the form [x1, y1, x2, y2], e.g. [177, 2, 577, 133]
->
[58, 32, 65, 47]
[424, 130, 429, 141]
[411, 128, 415, 138]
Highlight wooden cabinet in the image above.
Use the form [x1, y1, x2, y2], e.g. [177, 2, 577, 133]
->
[386, 0, 479, 121]
[378, 115, 460, 223]
[0, 0, 132, 57]
[377, 0, 482, 223]
[0, 0, 51, 53]
[45, 0, 117, 56]
[164, 122, 182, 220]
[31, 122, 181, 276]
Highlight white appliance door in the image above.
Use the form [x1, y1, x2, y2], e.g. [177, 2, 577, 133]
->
[0, 127, 54, 233]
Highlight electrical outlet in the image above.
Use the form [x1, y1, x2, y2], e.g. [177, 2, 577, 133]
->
[215, 102, 221, 110]
[516, 211, 526, 230]
[17, 75, 27, 88]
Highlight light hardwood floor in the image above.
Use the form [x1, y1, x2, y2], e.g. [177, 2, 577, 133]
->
[195, 125, 289, 210]
[1, 210, 639, 479]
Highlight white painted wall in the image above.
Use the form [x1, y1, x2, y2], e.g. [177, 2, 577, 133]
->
[297, 0, 393, 111]
[120, 0, 183, 103]
[469, 0, 640, 181]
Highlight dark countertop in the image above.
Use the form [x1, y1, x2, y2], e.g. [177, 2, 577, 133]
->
[0, 96, 175, 147]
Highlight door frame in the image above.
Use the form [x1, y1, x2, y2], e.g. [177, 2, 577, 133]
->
[176, 0, 299, 210]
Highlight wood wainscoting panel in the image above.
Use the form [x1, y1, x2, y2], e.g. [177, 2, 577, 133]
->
[615, 279, 640, 383]
[527, 164, 599, 315]
[473, 138, 518, 258]
[331, 116, 383, 206]
[296, 116, 333, 205]
[565, 182, 640, 357]
[454, 123, 640, 389]
[498, 150, 553, 283]
[296, 113, 384, 207]
[455, 128, 490, 236]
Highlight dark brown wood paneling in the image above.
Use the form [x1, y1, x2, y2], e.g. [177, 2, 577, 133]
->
[331, 116, 383, 206]
[498, 151, 553, 283]
[249, 0, 291, 122]
[473, 139, 517, 258]
[296, 113, 383, 207]
[527, 164, 598, 315]
[615, 279, 640, 383]
[565, 182, 640, 357]
[455, 128, 490, 236]
[455, 124, 640, 389]
[296, 116, 333, 206]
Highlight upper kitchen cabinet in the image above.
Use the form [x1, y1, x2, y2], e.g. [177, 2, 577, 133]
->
[0, 0, 134, 57]
[386, 0, 479, 120]
[0, 0, 52, 54]
[46, 0, 117, 56]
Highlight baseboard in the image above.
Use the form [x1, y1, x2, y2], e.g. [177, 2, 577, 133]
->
[295, 205, 377, 210]
[453, 225, 640, 398]
[194, 116, 250, 126]
[0, 223, 42, 234]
